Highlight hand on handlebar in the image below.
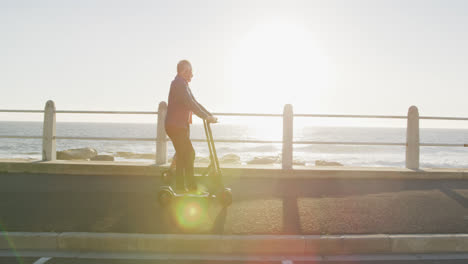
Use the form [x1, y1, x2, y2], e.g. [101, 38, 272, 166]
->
[206, 116, 218, 123]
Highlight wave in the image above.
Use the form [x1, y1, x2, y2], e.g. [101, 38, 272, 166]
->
[198, 144, 280, 154]
[244, 144, 281, 152]
[294, 144, 405, 154]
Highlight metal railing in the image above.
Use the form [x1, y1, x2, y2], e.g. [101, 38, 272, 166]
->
[1, 100, 467, 169]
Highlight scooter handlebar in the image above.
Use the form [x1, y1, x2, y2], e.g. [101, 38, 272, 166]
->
[206, 116, 218, 124]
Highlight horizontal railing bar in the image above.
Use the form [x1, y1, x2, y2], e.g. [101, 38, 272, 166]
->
[56, 136, 155, 141]
[295, 142, 467, 147]
[1, 136, 280, 143]
[293, 114, 468, 120]
[294, 114, 407, 119]
[1, 109, 467, 121]
[0, 135, 42, 139]
[213, 113, 282, 117]
[0, 110, 44, 113]
[56, 111, 158, 114]
[420, 143, 468, 147]
[0, 110, 159, 115]
[1, 135, 466, 147]
[191, 139, 283, 144]
[420, 116, 468, 121]
[293, 141, 406, 146]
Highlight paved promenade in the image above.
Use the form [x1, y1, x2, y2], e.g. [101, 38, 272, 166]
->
[1, 168, 468, 235]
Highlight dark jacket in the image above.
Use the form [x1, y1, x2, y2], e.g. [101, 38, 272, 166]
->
[165, 75, 212, 128]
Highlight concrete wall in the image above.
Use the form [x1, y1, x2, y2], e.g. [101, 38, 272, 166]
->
[0, 160, 467, 179]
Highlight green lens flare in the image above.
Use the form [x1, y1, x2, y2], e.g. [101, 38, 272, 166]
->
[0, 221, 24, 264]
[174, 198, 208, 231]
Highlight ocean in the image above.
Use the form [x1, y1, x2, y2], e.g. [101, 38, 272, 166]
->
[0, 121, 467, 168]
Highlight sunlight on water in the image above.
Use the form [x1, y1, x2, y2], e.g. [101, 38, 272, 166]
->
[0, 121, 467, 168]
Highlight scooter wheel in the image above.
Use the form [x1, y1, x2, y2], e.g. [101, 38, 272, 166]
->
[161, 171, 171, 185]
[220, 188, 232, 207]
[158, 189, 173, 207]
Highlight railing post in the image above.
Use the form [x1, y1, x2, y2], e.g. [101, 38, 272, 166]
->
[156, 101, 168, 165]
[406, 105, 420, 169]
[282, 104, 293, 170]
[42, 100, 56, 161]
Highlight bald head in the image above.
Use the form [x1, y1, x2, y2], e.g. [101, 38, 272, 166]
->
[177, 60, 193, 82]
[177, 60, 192, 74]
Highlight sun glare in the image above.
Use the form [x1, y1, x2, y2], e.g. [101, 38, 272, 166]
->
[231, 21, 331, 110]
[174, 198, 207, 231]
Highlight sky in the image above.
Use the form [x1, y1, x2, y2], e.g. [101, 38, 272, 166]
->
[1, 0, 467, 128]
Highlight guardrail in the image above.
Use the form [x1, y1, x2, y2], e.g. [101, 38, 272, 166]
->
[1, 100, 467, 169]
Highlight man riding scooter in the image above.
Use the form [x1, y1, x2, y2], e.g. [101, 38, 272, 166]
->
[165, 60, 217, 193]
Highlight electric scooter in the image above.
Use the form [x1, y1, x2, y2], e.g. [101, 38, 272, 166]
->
[161, 153, 216, 184]
[158, 120, 232, 207]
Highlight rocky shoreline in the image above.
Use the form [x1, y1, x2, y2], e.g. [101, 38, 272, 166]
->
[57, 148, 343, 166]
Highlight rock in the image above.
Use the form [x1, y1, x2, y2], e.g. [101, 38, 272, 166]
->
[91, 155, 114, 161]
[315, 160, 343, 166]
[115, 152, 133, 157]
[247, 156, 279, 165]
[57, 148, 98, 160]
[133, 153, 154, 160]
[195, 156, 210, 163]
[114, 152, 154, 160]
[220, 154, 241, 164]
[293, 159, 306, 166]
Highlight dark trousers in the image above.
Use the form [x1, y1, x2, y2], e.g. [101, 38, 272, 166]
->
[165, 126, 195, 190]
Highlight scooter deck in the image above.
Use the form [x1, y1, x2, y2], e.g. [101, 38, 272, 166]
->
[160, 186, 214, 198]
